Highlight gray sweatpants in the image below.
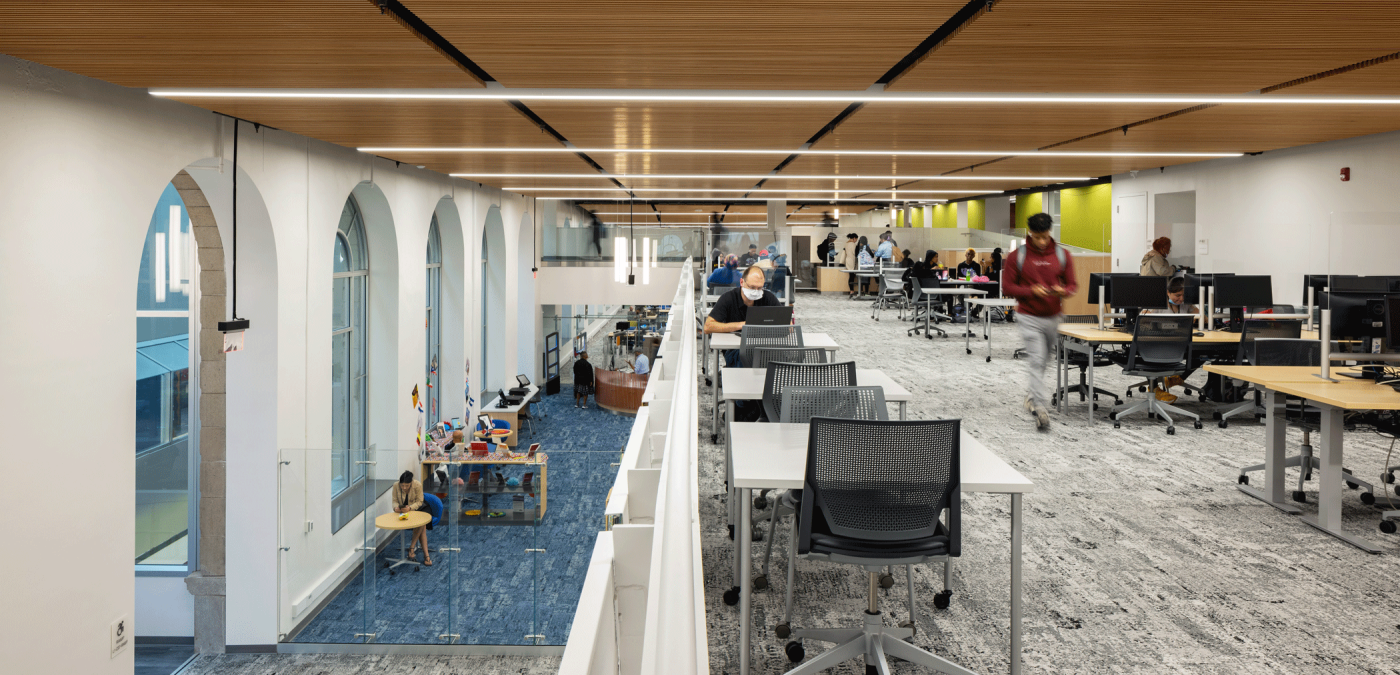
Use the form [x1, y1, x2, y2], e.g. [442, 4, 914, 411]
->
[1017, 312, 1062, 408]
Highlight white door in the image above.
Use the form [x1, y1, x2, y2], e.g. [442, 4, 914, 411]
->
[1114, 194, 1148, 272]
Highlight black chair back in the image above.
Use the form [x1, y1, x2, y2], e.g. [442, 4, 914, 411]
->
[1237, 319, 1304, 364]
[1125, 314, 1194, 370]
[779, 386, 889, 424]
[751, 346, 828, 370]
[1252, 338, 1322, 367]
[761, 361, 857, 422]
[738, 325, 804, 368]
[802, 417, 961, 546]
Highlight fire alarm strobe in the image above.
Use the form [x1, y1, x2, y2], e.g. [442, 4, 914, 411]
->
[1340, 167, 1351, 182]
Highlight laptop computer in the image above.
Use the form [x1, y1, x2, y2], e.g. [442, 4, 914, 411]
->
[746, 305, 793, 326]
[509, 373, 531, 397]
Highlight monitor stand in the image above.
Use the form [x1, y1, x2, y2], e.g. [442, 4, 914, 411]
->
[1226, 308, 1245, 332]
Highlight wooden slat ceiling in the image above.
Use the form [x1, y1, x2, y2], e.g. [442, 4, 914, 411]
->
[0, 1, 479, 88]
[405, 0, 968, 90]
[811, 103, 1184, 152]
[890, 0, 1400, 94]
[526, 102, 850, 149]
[1055, 105, 1400, 155]
[941, 155, 1195, 179]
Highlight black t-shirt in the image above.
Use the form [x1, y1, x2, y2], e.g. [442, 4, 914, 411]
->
[956, 261, 981, 277]
[708, 286, 780, 325]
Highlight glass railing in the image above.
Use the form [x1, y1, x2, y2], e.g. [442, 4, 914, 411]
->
[540, 215, 708, 265]
[278, 437, 625, 646]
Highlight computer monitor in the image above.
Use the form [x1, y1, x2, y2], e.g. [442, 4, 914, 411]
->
[1328, 292, 1389, 353]
[516, 374, 531, 387]
[746, 305, 793, 326]
[1184, 273, 1233, 305]
[1386, 296, 1400, 353]
[1088, 272, 1135, 304]
[1213, 275, 1273, 331]
[1109, 275, 1169, 332]
[1329, 275, 1390, 294]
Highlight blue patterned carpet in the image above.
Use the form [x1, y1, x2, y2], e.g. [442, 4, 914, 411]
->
[290, 395, 631, 646]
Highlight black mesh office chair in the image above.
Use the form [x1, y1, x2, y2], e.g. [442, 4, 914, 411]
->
[1053, 315, 1120, 409]
[755, 386, 888, 598]
[750, 347, 828, 370]
[907, 276, 949, 339]
[780, 417, 967, 675]
[760, 360, 858, 423]
[1235, 339, 1378, 504]
[738, 325, 804, 368]
[1108, 314, 1203, 434]
[1217, 319, 1303, 426]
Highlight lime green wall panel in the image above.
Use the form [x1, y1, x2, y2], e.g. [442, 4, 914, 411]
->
[930, 203, 957, 228]
[1013, 192, 1043, 230]
[895, 210, 903, 227]
[912, 207, 925, 228]
[967, 200, 985, 230]
[1060, 183, 1112, 252]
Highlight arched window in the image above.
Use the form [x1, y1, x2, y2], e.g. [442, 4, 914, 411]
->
[425, 215, 442, 425]
[135, 182, 194, 567]
[332, 196, 369, 497]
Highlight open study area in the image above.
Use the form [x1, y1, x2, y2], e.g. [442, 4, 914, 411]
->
[7, 3, 1400, 675]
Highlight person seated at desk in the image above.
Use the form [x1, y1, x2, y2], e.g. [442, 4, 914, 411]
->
[703, 265, 780, 367]
[740, 244, 759, 267]
[706, 255, 742, 289]
[1144, 276, 1200, 403]
[899, 249, 913, 268]
[630, 345, 650, 377]
[956, 248, 982, 279]
[902, 249, 938, 297]
[573, 351, 595, 408]
[392, 471, 433, 566]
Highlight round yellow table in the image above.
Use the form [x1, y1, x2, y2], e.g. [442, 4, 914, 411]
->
[374, 511, 432, 573]
[474, 428, 511, 442]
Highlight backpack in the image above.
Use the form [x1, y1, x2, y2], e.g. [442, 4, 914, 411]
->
[1011, 244, 1068, 277]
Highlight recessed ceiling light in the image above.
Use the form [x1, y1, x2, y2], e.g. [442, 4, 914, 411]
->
[460, 173, 1089, 181]
[387, 147, 1245, 158]
[505, 187, 983, 194]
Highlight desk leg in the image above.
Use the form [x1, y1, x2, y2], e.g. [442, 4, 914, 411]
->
[899, 401, 907, 420]
[739, 489, 753, 675]
[1085, 344, 1095, 425]
[1010, 493, 1023, 675]
[726, 399, 736, 531]
[1054, 338, 1064, 414]
[711, 348, 720, 441]
[985, 308, 993, 361]
[1237, 389, 1301, 514]
[1299, 404, 1381, 553]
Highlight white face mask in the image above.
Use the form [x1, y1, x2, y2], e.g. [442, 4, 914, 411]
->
[742, 287, 764, 301]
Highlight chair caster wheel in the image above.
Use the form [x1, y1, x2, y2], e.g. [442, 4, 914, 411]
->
[1139, 386, 1147, 393]
[1346, 481, 1359, 490]
[389, 570, 396, 577]
[867, 665, 879, 675]
[412, 565, 419, 573]
[1386, 472, 1396, 484]
[1218, 420, 1228, 428]
[753, 575, 769, 591]
[723, 587, 740, 606]
[1113, 422, 1121, 429]
[1381, 521, 1398, 534]
[1292, 491, 1307, 503]
[1126, 391, 1133, 398]
[705, 378, 712, 387]
[774, 622, 791, 639]
[966, 349, 972, 355]
[1238, 475, 1249, 485]
[785, 641, 805, 662]
[752, 528, 763, 542]
[986, 356, 992, 362]
[1194, 421, 1203, 430]
[1361, 492, 1376, 506]
[933, 589, 952, 609]
[1108, 412, 1117, 420]
[1395, 485, 1400, 496]
[1211, 412, 1221, 420]
[710, 433, 718, 444]
[1166, 426, 1176, 435]
[727, 524, 734, 541]
[753, 495, 768, 510]
[879, 573, 895, 589]
[899, 620, 917, 635]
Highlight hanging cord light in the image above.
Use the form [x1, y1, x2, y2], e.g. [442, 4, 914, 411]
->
[218, 116, 249, 334]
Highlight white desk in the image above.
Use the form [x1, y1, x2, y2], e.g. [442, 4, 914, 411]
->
[706, 331, 839, 444]
[917, 286, 987, 339]
[728, 422, 1033, 675]
[480, 385, 540, 445]
[966, 298, 1021, 361]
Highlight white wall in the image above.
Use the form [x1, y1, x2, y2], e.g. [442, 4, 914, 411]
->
[537, 267, 685, 305]
[0, 53, 538, 666]
[1111, 128, 1400, 305]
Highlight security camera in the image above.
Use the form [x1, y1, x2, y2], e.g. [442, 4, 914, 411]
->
[1129, 170, 1139, 178]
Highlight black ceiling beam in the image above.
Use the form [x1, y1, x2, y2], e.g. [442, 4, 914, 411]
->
[373, 0, 632, 195]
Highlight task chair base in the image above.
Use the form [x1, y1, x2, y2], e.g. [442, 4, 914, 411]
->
[786, 609, 975, 675]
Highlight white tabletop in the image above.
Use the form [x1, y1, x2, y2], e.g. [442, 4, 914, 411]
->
[709, 331, 839, 350]
[968, 298, 1018, 307]
[720, 368, 912, 402]
[943, 279, 976, 285]
[730, 422, 1033, 494]
[918, 288, 988, 296]
[481, 384, 539, 413]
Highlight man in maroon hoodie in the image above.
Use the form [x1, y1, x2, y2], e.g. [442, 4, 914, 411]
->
[1002, 213, 1077, 431]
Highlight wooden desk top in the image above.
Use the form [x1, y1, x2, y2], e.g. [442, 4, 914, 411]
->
[1060, 324, 1319, 345]
[1203, 365, 1362, 385]
[1268, 379, 1400, 410]
[374, 511, 431, 530]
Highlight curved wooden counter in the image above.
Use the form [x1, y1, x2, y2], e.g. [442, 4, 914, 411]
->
[594, 368, 648, 414]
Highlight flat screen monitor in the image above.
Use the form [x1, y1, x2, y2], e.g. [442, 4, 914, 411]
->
[1388, 296, 1400, 353]
[1109, 275, 1170, 310]
[1088, 272, 1136, 304]
[1329, 275, 1390, 294]
[1213, 275, 1273, 309]
[1185, 273, 1233, 304]
[1328, 292, 1388, 352]
[746, 305, 793, 326]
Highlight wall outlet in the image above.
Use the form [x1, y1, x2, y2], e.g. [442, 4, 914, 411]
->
[110, 615, 131, 658]
[305, 520, 314, 534]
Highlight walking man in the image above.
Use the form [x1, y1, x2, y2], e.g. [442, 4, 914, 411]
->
[1002, 213, 1077, 431]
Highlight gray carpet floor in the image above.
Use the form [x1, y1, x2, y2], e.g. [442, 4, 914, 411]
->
[179, 654, 559, 674]
[701, 293, 1400, 674]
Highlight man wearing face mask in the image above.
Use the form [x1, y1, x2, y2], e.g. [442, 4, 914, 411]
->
[704, 265, 781, 367]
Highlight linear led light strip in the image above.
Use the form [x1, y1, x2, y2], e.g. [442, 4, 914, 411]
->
[150, 88, 1400, 106]
[419, 148, 1239, 158]
[539, 197, 947, 202]
[508, 187, 986, 193]
[462, 173, 1089, 180]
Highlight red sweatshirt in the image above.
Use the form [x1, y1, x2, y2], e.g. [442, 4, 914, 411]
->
[1002, 236, 1078, 317]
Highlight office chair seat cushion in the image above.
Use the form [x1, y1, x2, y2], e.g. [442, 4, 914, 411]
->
[808, 531, 950, 559]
